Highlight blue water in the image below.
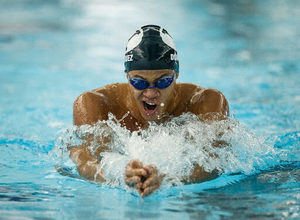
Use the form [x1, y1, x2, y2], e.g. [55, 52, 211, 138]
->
[0, 0, 299, 219]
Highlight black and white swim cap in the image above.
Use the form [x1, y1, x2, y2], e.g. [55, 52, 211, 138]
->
[124, 25, 179, 73]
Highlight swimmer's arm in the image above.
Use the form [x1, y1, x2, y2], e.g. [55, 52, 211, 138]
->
[68, 136, 109, 182]
[182, 165, 219, 184]
[185, 89, 229, 183]
[191, 88, 230, 147]
[189, 88, 229, 121]
[69, 92, 111, 182]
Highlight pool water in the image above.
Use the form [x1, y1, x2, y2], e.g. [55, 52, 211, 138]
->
[0, 0, 299, 219]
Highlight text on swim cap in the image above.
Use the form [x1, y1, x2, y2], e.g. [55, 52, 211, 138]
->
[170, 53, 178, 61]
[125, 54, 133, 62]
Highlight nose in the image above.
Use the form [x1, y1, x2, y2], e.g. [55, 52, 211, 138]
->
[142, 88, 159, 100]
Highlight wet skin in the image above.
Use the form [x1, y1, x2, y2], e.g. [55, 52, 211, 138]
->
[69, 69, 229, 197]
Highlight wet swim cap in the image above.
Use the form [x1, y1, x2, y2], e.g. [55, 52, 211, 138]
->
[124, 25, 179, 73]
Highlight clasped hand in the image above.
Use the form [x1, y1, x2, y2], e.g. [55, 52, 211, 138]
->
[125, 159, 163, 197]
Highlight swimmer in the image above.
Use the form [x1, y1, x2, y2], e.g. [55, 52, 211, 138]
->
[68, 25, 229, 197]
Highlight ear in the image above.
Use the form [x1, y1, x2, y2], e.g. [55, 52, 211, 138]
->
[126, 73, 129, 80]
[175, 72, 179, 79]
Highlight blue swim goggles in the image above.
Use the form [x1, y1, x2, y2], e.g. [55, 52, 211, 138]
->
[128, 73, 175, 90]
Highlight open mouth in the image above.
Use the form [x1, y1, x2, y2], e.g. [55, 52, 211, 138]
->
[142, 101, 158, 115]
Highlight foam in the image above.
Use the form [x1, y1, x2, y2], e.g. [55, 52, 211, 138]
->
[52, 113, 283, 190]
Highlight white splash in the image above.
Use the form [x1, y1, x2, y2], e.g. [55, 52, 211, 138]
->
[52, 113, 283, 190]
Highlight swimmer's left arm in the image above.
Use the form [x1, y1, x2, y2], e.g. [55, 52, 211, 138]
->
[183, 165, 219, 184]
[186, 88, 229, 183]
[190, 88, 230, 147]
[189, 88, 229, 121]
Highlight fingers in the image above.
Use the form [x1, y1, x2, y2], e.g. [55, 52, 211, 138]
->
[125, 159, 147, 188]
[143, 165, 158, 176]
[127, 159, 143, 169]
[141, 185, 159, 197]
[142, 175, 159, 189]
[125, 159, 147, 177]
[125, 176, 142, 188]
[139, 168, 161, 197]
[125, 168, 147, 178]
[124, 161, 162, 197]
[140, 174, 161, 197]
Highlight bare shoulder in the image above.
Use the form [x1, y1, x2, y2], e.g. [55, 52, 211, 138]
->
[73, 83, 128, 126]
[177, 83, 229, 118]
[175, 83, 205, 104]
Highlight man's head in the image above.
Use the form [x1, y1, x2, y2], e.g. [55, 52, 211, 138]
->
[124, 25, 179, 122]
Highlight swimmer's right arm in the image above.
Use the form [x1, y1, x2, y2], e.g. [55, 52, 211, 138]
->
[68, 136, 109, 182]
[69, 92, 111, 182]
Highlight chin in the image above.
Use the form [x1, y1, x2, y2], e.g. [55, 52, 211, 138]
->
[142, 114, 161, 122]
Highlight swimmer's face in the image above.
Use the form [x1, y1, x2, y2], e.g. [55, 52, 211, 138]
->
[127, 69, 178, 122]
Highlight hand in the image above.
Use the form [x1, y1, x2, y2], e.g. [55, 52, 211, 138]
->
[125, 159, 147, 189]
[138, 164, 163, 197]
[125, 159, 163, 197]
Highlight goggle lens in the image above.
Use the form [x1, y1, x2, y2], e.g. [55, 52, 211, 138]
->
[129, 74, 174, 90]
[155, 75, 174, 89]
[129, 77, 149, 90]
